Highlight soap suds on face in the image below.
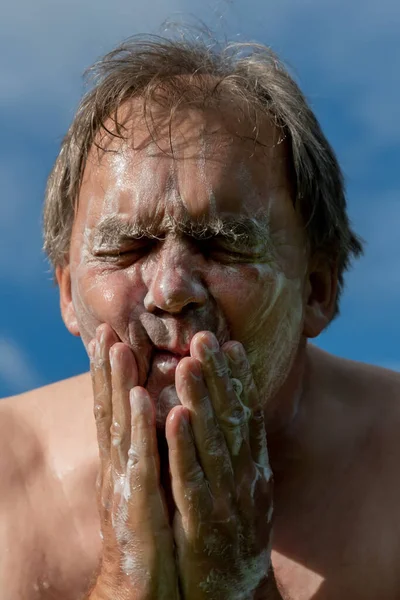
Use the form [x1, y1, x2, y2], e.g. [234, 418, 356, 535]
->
[70, 105, 307, 436]
[66, 107, 309, 600]
[32, 579, 50, 594]
[227, 261, 304, 403]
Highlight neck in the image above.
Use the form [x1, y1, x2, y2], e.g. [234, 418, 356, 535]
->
[263, 338, 309, 473]
[264, 338, 308, 433]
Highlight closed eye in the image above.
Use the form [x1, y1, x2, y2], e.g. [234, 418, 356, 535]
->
[200, 236, 267, 262]
[92, 238, 158, 262]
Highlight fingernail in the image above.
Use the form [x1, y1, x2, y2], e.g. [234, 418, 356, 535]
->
[94, 403, 103, 420]
[203, 333, 219, 351]
[201, 333, 219, 353]
[130, 387, 148, 416]
[227, 343, 244, 363]
[189, 360, 203, 381]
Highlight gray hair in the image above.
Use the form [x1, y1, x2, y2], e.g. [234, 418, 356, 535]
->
[43, 31, 364, 319]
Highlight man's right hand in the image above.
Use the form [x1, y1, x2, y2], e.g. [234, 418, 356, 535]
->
[88, 324, 180, 600]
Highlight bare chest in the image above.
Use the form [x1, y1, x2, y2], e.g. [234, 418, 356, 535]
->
[271, 466, 400, 599]
[0, 468, 101, 600]
[5, 459, 400, 600]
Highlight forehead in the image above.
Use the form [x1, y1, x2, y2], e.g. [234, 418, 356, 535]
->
[77, 100, 292, 230]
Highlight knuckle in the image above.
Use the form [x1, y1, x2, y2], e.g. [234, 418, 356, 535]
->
[110, 421, 124, 446]
[184, 480, 206, 506]
[204, 349, 230, 377]
[251, 408, 266, 429]
[215, 360, 231, 378]
[93, 356, 107, 371]
[127, 446, 140, 467]
[185, 461, 205, 485]
[94, 403, 107, 421]
[203, 431, 224, 456]
[111, 433, 123, 447]
[196, 393, 211, 411]
[237, 369, 255, 397]
[220, 404, 246, 430]
[240, 363, 253, 382]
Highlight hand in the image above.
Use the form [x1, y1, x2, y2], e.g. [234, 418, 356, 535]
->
[165, 331, 275, 599]
[88, 324, 180, 600]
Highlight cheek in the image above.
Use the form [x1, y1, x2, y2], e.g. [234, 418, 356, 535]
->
[206, 263, 296, 336]
[71, 265, 145, 344]
[207, 263, 304, 398]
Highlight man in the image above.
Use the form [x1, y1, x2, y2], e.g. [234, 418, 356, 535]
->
[1, 33, 399, 600]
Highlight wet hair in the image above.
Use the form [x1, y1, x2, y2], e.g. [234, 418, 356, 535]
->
[43, 30, 364, 319]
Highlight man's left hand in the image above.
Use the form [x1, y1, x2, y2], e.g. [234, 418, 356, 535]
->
[165, 331, 275, 599]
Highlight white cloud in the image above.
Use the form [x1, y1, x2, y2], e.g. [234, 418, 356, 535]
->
[0, 338, 41, 395]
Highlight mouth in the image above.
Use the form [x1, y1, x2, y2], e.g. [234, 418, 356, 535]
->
[144, 348, 188, 428]
[151, 350, 182, 375]
[145, 348, 187, 386]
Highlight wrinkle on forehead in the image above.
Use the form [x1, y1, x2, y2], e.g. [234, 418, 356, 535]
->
[84, 99, 289, 181]
[76, 100, 297, 250]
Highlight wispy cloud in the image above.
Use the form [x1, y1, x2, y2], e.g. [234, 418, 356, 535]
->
[0, 0, 398, 384]
[0, 337, 41, 395]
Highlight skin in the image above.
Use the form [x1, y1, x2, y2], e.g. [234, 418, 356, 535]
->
[1, 99, 400, 599]
[88, 324, 274, 599]
[62, 103, 296, 598]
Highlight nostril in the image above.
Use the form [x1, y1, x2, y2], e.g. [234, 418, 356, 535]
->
[147, 300, 201, 318]
[144, 279, 207, 314]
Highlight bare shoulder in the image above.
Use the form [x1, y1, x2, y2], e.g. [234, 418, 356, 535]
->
[0, 373, 98, 599]
[307, 343, 400, 460]
[0, 372, 94, 480]
[295, 347, 400, 598]
[307, 343, 400, 410]
[307, 344, 400, 526]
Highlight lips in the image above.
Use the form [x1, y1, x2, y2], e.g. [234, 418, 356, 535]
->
[151, 350, 182, 379]
[139, 309, 223, 358]
[145, 350, 184, 428]
[145, 349, 183, 400]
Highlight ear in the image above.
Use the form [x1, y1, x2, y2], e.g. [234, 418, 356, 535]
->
[302, 257, 338, 339]
[56, 265, 80, 337]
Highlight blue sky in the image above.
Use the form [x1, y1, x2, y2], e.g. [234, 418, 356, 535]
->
[0, 0, 399, 397]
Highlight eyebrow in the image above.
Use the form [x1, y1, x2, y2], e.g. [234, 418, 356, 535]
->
[90, 212, 271, 250]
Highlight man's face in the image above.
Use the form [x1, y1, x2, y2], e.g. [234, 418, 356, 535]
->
[64, 103, 309, 428]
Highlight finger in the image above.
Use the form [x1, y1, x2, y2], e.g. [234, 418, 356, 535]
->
[191, 332, 252, 460]
[166, 406, 210, 522]
[91, 324, 119, 467]
[111, 387, 170, 548]
[175, 357, 234, 500]
[109, 343, 138, 476]
[126, 387, 172, 536]
[128, 387, 161, 495]
[223, 342, 270, 468]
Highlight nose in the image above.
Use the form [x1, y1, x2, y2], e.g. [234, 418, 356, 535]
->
[143, 239, 208, 314]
